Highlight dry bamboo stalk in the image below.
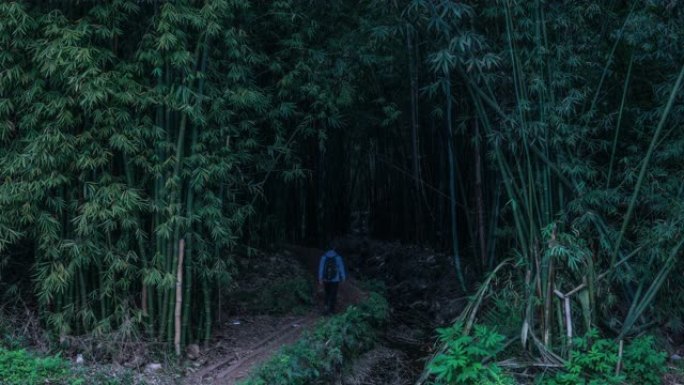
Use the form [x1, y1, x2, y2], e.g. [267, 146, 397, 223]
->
[554, 289, 573, 351]
[175, 238, 186, 356]
[544, 257, 555, 346]
[564, 296, 572, 349]
[615, 339, 624, 376]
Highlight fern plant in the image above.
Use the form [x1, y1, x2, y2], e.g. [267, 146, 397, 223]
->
[539, 330, 666, 385]
[428, 323, 514, 385]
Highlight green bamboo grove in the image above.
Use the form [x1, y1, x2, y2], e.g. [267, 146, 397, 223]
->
[415, 1, 683, 355]
[0, 0, 359, 350]
[2, 0, 684, 361]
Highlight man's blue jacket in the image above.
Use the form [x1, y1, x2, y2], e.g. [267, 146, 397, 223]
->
[318, 250, 346, 283]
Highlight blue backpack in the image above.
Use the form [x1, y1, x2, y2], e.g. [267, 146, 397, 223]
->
[323, 256, 338, 281]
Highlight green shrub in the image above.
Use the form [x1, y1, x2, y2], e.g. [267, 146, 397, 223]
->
[0, 347, 148, 385]
[428, 323, 515, 385]
[0, 347, 75, 385]
[239, 292, 389, 385]
[621, 335, 666, 385]
[538, 330, 666, 385]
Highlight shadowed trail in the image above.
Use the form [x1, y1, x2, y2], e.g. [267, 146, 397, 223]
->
[186, 245, 365, 385]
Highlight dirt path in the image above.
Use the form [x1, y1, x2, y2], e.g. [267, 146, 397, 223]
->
[187, 245, 366, 385]
[187, 314, 318, 385]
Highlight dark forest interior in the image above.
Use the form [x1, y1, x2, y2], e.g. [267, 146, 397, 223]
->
[1, 1, 684, 384]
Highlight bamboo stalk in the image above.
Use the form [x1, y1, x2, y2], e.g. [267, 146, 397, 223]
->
[554, 289, 573, 351]
[587, 2, 638, 116]
[174, 238, 185, 356]
[78, 268, 87, 331]
[615, 339, 624, 376]
[181, 244, 192, 346]
[458, 69, 576, 191]
[202, 278, 211, 347]
[486, 182, 501, 270]
[407, 24, 422, 241]
[473, 119, 487, 272]
[620, 239, 684, 337]
[444, 71, 466, 291]
[543, 255, 554, 346]
[606, 53, 634, 188]
[564, 296, 572, 346]
[610, 64, 684, 267]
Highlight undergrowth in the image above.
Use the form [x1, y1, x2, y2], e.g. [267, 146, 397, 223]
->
[423, 322, 667, 385]
[0, 347, 147, 385]
[238, 292, 388, 385]
[537, 330, 666, 385]
[0, 348, 73, 385]
[428, 323, 515, 385]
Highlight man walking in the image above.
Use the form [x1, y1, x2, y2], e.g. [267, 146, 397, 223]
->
[318, 249, 346, 315]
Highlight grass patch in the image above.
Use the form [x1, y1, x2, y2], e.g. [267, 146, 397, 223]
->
[0, 347, 147, 385]
[0, 348, 73, 385]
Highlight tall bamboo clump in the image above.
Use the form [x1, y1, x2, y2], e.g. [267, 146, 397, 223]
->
[478, 0, 684, 350]
[408, 0, 684, 362]
[0, 0, 354, 351]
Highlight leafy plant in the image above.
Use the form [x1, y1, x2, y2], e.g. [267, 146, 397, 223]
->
[538, 330, 666, 385]
[0, 348, 73, 385]
[542, 331, 622, 385]
[428, 323, 514, 385]
[622, 335, 667, 385]
[0, 347, 149, 385]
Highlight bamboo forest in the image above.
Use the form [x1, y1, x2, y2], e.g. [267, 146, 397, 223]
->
[0, 0, 683, 384]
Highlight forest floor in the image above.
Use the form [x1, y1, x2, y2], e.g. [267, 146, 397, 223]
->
[184, 313, 317, 385]
[7, 238, 684, 384]
[179, 239, 454, 385]
[0, 239, 454, 384]
[185, 244, 368, 385]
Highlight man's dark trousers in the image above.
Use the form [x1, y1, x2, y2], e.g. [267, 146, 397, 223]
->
[324, 282, 339, 314]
